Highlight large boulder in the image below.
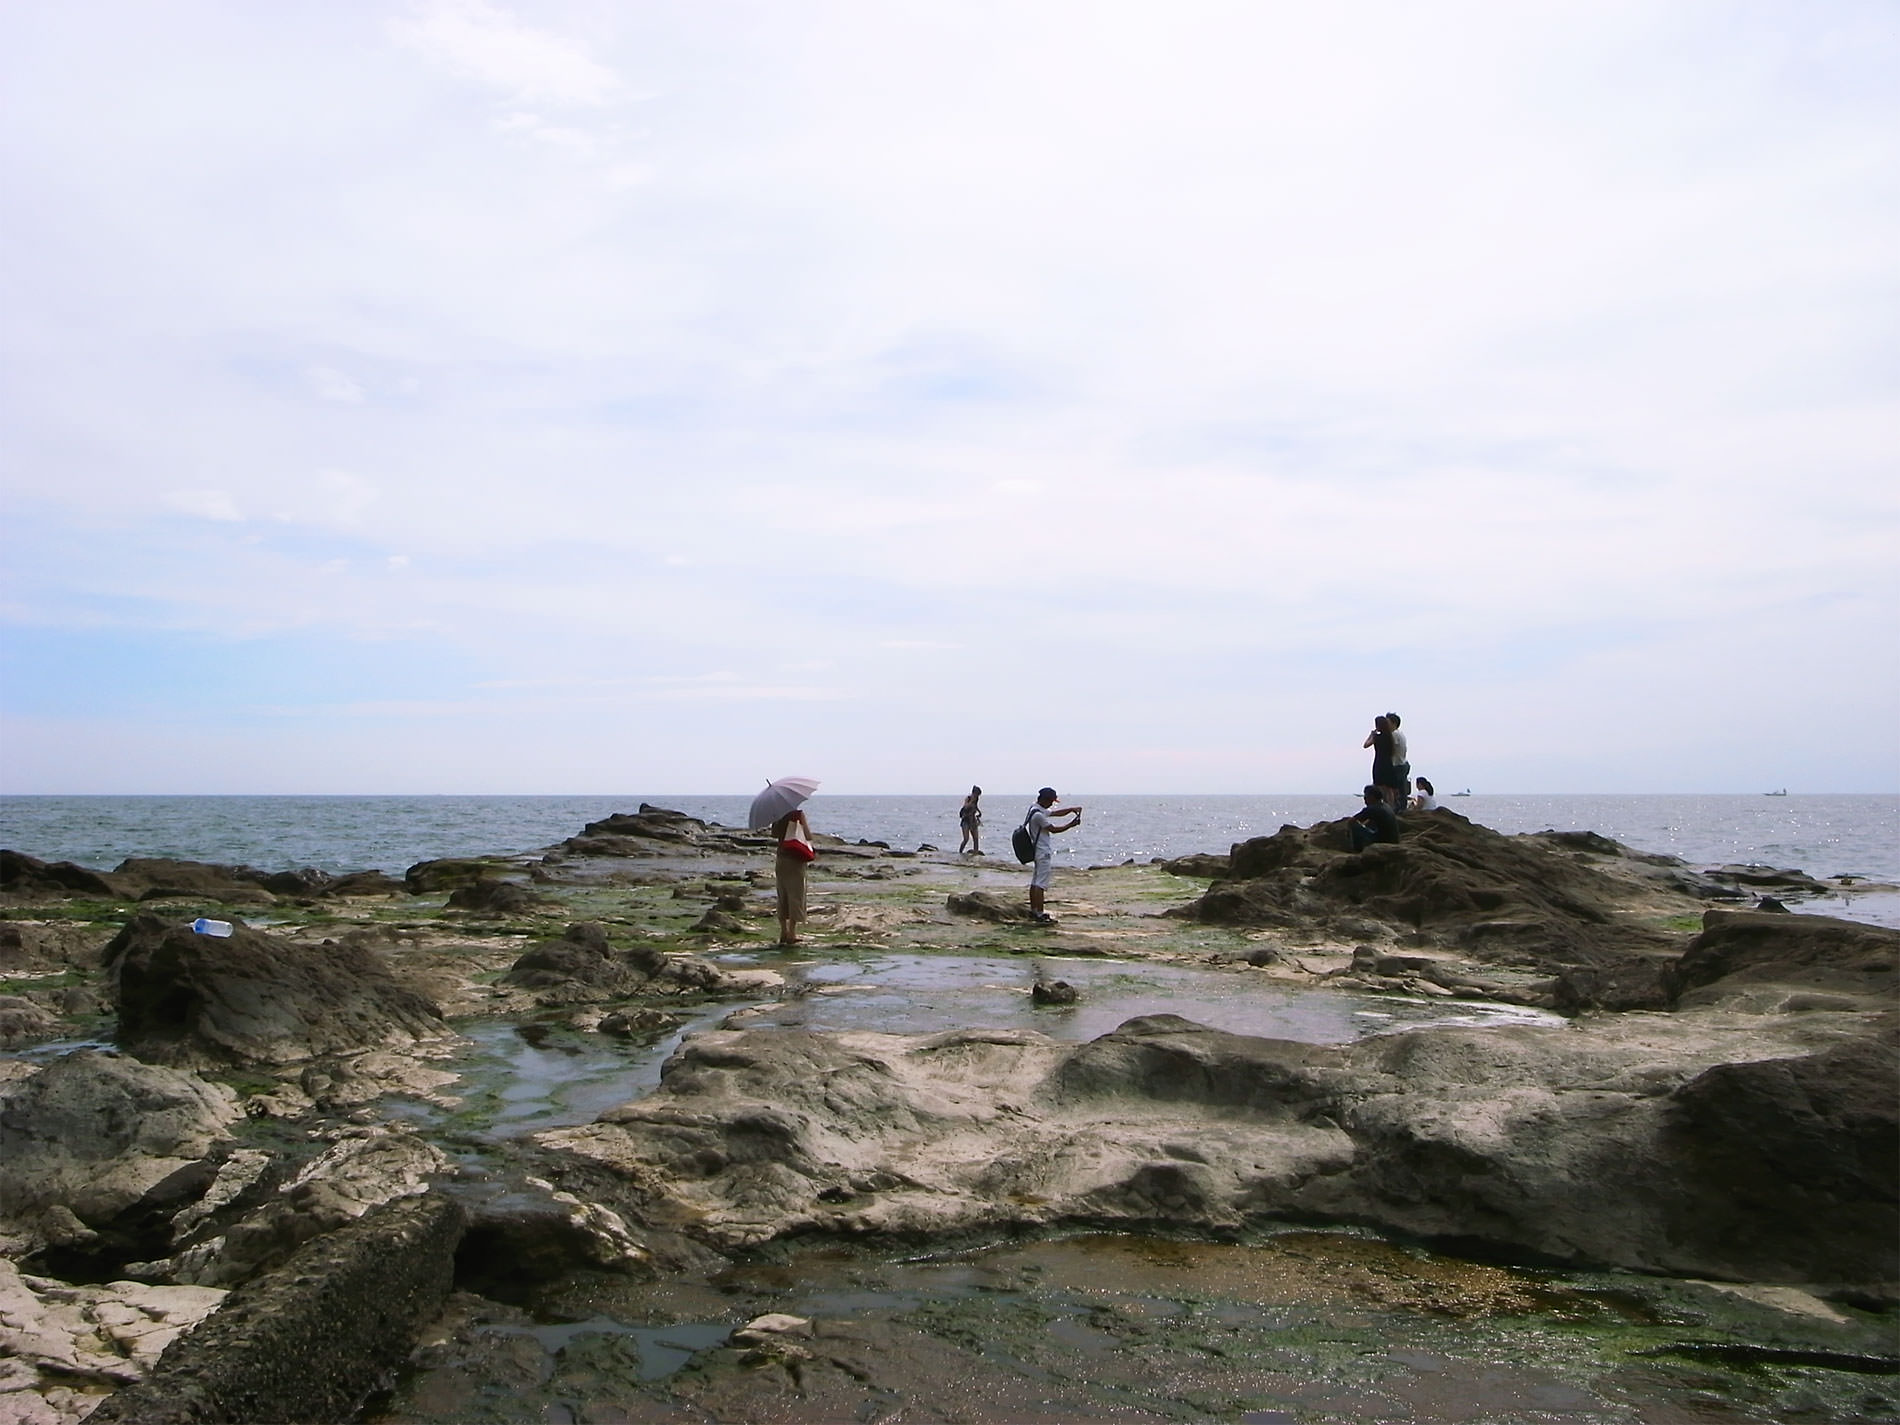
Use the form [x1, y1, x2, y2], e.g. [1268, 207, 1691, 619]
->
[103, 915, 448, 1069]
[577, 806, 710, 842]
[502, 922, 665, 1001]
[1158, 851, 1232, 878]
[0, 994, 61, 1048]
[553, 805, 772, 861]
[445, 878, 545, 913]
[404, 858, 513, 894]
[0, 850, 125, 900]
[0, 852, 405, 910]
[86, 1193, 465, 1425]
[1657, 1036, 1898, 1282]
[107, 859, 275, 906]
[163, 1127, 454, 1287]
[1667, 909, 1899, 1006]
[1300, 1020, 1898, 1287]
[945, 891, 1035, 924]
[0, 1050, 240, 1240]
[0, 919, 113, 973]
[1170, 812, 1687, 976]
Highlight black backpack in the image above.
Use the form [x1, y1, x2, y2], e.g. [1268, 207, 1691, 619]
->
[1011, 809, 1038, 864]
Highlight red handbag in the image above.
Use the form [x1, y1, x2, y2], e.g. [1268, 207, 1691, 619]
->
[780, 835, 816, 862]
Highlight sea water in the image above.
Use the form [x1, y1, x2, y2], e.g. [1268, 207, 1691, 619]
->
[2, 793, 1892, 884]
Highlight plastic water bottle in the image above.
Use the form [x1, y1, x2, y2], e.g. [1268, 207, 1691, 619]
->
[190, 918, 233, 937]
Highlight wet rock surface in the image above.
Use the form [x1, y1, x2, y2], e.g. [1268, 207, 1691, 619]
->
[0, 806, 1895, 1422]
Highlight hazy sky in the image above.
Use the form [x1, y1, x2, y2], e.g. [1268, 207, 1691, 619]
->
[2, 1, 1894, 795]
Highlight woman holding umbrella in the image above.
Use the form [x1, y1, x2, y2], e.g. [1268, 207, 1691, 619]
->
[770, 807, 813, 945]
[752, 777, 819, 947]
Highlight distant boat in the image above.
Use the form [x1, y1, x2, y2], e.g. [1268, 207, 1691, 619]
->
[1764, 788, 1788, 796]
[1451, 789, 1472, 797]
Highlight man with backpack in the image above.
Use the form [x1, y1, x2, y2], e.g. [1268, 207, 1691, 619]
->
[1016, 787, 1082, 924]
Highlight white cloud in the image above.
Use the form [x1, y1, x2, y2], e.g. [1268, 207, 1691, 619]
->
[163, 489, 244, 522]
[389, 0, 621, 107]
[309, 366, 365, 403]
[267, 471, 380, 529]
[2, 1, 1895, 791]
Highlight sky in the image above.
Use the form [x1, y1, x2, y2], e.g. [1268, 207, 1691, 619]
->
[1, 1, 1895, 796]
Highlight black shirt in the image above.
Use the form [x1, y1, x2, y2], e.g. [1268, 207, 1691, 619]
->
[1352, 801, 1400, 843]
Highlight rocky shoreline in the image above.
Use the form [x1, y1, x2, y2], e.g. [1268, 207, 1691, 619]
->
[1, 805, 1895, 1422]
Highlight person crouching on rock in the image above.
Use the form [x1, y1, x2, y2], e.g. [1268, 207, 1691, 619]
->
[1349, 784, 1400, 852]
[1026, 787, 1082, 925]
[771, 808, 813, 945]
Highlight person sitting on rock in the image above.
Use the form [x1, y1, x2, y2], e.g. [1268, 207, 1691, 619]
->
[1410, 776, 1438, 812]
[1349, 784, 1401, 852]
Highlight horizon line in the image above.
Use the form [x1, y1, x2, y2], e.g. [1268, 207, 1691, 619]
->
[2, 790, 1892, 800]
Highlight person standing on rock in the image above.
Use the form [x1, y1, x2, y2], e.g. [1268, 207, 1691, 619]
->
[1386, 712, 1412, 807]
[958, 786, 984, 855]
[1025, 787, 1082, 924]
[1364, 715, 1397, 806]
[1349, 784, 1401, 851]
[771, 808, 813, 946]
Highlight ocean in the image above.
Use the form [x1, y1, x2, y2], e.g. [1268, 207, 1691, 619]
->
[2, 792, 1894, 892]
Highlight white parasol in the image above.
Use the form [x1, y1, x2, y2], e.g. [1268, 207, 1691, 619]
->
[750, 776, 820, 830]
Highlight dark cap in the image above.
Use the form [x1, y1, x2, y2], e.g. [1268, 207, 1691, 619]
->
[1038, 786, 1057, 799]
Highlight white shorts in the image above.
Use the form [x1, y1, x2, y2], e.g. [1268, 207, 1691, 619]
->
[1030, 853, 1055, 890]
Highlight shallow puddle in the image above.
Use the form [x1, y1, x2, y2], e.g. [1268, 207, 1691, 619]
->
[402, 1007, 736, 1139]
[414, 954, 1561, 1142]
[719, 950, 1564, 1043]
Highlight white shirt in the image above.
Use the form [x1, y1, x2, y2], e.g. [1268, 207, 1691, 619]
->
[1027, 805, 1053, 854]
[1389, 729, 1409, 764]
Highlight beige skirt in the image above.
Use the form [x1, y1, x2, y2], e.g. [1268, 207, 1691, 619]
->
[775, 850, 808, 922]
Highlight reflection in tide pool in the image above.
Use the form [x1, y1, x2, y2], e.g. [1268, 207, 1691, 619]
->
[430, 954, 1559, 1142]
[722, 952, 1565, 1043]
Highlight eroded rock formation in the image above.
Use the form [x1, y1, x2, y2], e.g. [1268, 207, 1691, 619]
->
[537, 909, 1898, 1289]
